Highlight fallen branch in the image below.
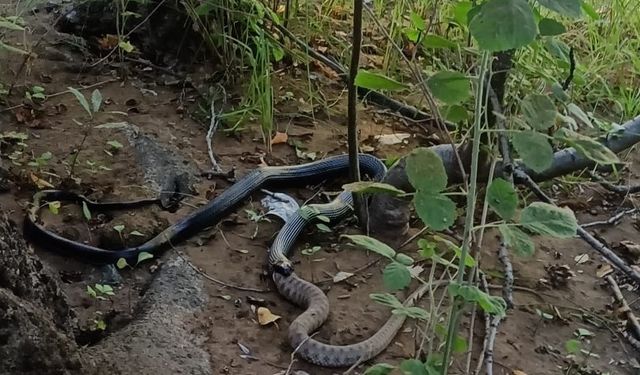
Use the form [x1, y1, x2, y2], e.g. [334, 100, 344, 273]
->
[514, 169, 640, 285]
[497, 240, 514, 308]
[582, 208, 637, 228]
[606, 275, 640, 344]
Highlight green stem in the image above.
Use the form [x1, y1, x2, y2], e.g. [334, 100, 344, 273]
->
[441, 50, 491, 374]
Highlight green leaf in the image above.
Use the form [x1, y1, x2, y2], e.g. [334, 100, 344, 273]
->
[414, 192, 457, 231]
[469, 0, 537, 52]
[129, 230, 145, 237]
[364, 363, 395, 375]
[555, 128, 620, 165]
[370, 293, 404, 309]
[342, 234, 396, 259]
[315, 223, 331, 232]
[443, 104, 469, 122]
[91, 89, 102, 113]
[118, 40, 135, 53]
[520, 202, 578, 238]
[448, 282, 507, 316]
[538, 18, 566, 36]
[81, 201, 92, 220]
[0, 41, 29, 55]
[342, 181, 405, 196]
[392, 306, 430, 321]
[487, 178, 518, 220]
[68, 87, 92, 117]
[536, 0, 582, 18]
[426, 71, 470, 105]
[422, 35, 457, 49]
[395, 253, 414, 266]
[581, 2, 599, 20]
[48, 201, 61, 215]
[576, 328, 594, 337]
[499, 224, 535, 256]
[399, 359, 428, 375]
[418, 239, 437, 259]
[566, 103, 593, 128]
[511, 131, 554, 173]
[521, 93, 557, 130]
[137, 251, 154, 264]
[86, 285, 97, 298]
[565, 339, 582, 354]
[383, 262, 412, 291]
[410, 12, 426, 30]
[544, 37, 570, 63]
[301, 246, 322, 256]
[113, 224, 125, 233]
[405, 147, 448, 194]
[451, 1, 473, 26]
[107, 140, 124, 149]
[551, 82, 570, 102]
[354, 70, 409, 91]
[116, 258, 129, 269]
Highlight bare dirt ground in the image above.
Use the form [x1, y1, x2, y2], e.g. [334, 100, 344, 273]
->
[1, 5, 639, 375]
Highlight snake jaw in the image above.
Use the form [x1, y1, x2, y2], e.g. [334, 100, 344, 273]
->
[272, 260, 294, 276]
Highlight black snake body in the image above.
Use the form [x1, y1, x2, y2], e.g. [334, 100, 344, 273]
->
[24, 153, 427, 367]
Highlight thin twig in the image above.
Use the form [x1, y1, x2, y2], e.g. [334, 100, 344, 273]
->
[207, 95, 223, 173]
[582, 208, 637, 228]
[497, 239, 514, 308]
[515, 169, 640, 285]
[605, 275, 640, 342]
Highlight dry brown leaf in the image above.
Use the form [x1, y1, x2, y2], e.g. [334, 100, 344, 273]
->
[596, 263, 613, 278]
[512, 371, 528, 375]
[270, 131, 288, 146]
[257, 307, 281, 326]
[375, 133, 411, 145]
[310, 60, 340, 80]
[97, 34, 119, 50]
[30, 172, 54, 189]
[333, 271, 354, 283]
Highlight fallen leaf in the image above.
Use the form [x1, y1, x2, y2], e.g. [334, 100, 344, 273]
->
[310, 60, 340, 80]
[574, 253, 589, 264]
[513, 370, 528, 375]
[97, 34, 119, 50]
[333, 271, 354, 283]
[257, 307, 281, 326]
[596, 263, 613, 278]
[30, 172, 54, 189]
[619, 240, 640, 258]
[408, 264, 424, 278]
[375, 133, 411, 145]
[270, 131, 288, 145]
[238, 342, 252, 355]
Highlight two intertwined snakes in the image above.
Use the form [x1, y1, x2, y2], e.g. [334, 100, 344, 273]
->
[24, 153, 429, 367]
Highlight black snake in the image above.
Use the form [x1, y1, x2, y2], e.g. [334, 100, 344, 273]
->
[24, 153, 429, 367]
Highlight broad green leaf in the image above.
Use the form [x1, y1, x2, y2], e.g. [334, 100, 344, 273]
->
[414, 192, 456, 231]
[487, 178, 518, 220]
[342, 181, 405, 196]
[392, 306, 430, 321]
[137, 251, 154, 264]
[544, 37, 570, 63]
[0, 41, 29, 55]
[422, 35, 457, 49]
[521, 93, 557, 130]
[116, 258, 129, 269]
[536, 0, 581, 18]
[370, 293, 404, 309]
[316, 223, 331, 232]
[342, 234, 396, 259]
[403, 28, 421, 43]
[551, 82, 570, 102]
[405, 147, 448, 193]
[399, 359, 428, 375]
[520, 202, 577, 238]
[426, 71, 470, 105]
[538, 18, 566, 36]
[566, 103, 593, 128]
[448, 282, 507, 316]
[91, 89, 102, 113]
[68, 87, 92, 117]
[499, 224, 535, 256]
[451, 1, 473, 26]
[565, 339, 582, 354]
[555, 128, 620, 165]
[364, 363, 395, 375]
[383, 262, 412, 291]
[395, 253, 414, 266]
[410, 12, 426, 30]
[48, 201, 61, 215]
[511, 131, 554, 173]
[354, 70, 409, 91]
[443, 104, 468, 122]
[469, 0, 537, 51]
[82, 201, 92, 220]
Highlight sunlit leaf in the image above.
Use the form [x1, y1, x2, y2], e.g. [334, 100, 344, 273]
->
[520, 202, 577, 238]
[354, 70, 409, 91]
[469, 0, 537, 51]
